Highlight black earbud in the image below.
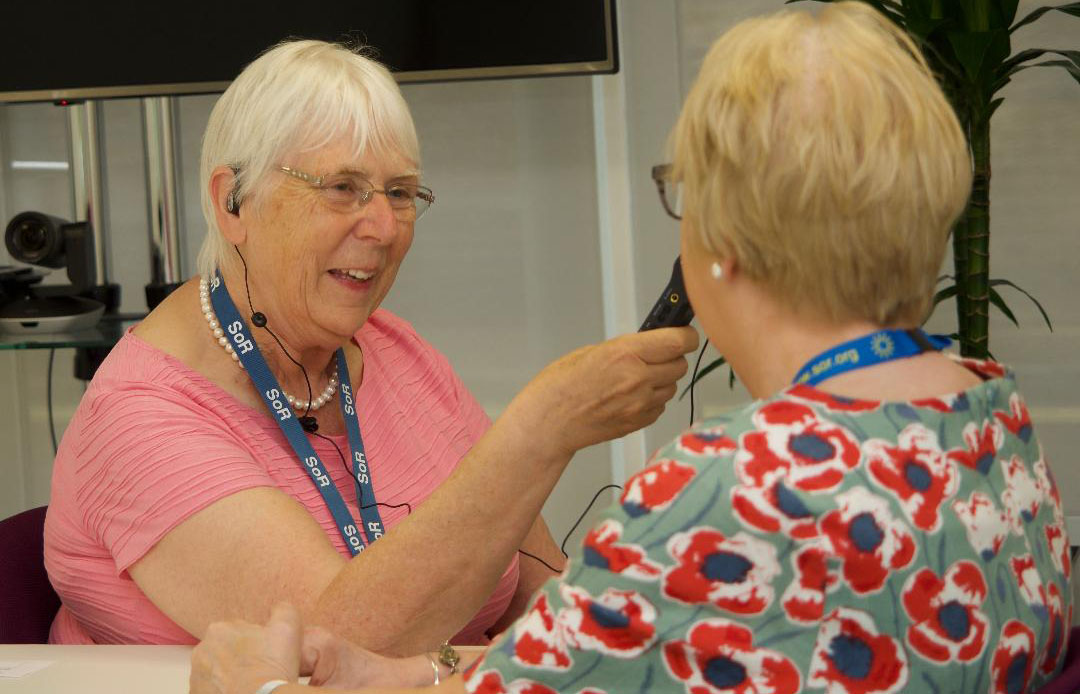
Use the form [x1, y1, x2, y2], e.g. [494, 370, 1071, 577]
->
[251, 311, 267, 328]
[299, 416, 319, 433]
[226, 191, 240, 216]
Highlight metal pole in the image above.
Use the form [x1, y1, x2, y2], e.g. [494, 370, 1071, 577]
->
[142, 96, 184, 285]
[67, 101, 109, 284]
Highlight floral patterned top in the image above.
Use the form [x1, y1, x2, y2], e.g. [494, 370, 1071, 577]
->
[465, 358, 1072, 694]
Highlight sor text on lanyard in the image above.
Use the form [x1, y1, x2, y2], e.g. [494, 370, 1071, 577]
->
[208, 269, 385, 554]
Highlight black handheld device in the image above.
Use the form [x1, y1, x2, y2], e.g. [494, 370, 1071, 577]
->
[638, 257, 695, 331]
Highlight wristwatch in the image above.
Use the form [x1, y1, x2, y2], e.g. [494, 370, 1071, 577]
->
[438, 641, 460, 675]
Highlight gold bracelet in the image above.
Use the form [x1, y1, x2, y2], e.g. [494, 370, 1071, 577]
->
[438, 641, 460, 675]
[427, 653, 441, 686]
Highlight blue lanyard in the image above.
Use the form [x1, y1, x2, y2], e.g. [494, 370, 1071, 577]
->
[208, 270, 384, 555]
[792, 328, 952, 386]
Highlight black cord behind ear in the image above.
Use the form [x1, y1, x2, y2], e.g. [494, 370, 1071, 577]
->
[233, 245, 315, 416]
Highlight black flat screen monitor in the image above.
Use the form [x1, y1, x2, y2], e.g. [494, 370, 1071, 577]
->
[0, 0, 617, 104]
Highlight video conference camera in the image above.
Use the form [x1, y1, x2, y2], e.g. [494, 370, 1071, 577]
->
[0, 211, 111, 334]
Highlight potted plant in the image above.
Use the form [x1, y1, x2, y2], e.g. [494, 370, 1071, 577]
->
[790, 0, 1078, 357]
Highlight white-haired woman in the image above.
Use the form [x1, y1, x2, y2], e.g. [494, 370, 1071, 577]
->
[43, 39, 698, 662]
[189, 4, 1071, 694]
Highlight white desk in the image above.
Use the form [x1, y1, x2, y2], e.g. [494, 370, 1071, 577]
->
[0, 644, 489, 692]
[0, 645, 192, 693]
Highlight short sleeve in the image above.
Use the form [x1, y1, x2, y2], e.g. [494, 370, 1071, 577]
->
[71, 384, 275, 574]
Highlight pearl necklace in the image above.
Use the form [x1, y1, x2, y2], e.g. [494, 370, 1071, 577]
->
[199, 277, 339, 412]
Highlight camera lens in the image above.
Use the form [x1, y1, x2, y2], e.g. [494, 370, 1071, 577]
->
[5, 211, 67, 268]
[13, 220, 48, 256]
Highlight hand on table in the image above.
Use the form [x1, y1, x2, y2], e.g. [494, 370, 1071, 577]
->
[190, 603, 435, 693]
[190, 603, 301, 694]
[302, 625, 431, 688]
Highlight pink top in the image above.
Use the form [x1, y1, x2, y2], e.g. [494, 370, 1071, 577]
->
[44, 309, 519, 645]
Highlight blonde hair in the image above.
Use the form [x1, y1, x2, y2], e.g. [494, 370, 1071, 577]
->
[671, 1, 972, 325]
[196, 40, 420, 278]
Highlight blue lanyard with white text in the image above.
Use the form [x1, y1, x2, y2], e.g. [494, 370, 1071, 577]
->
[208, 270, 385, 555]
[792, 328, 952, 386]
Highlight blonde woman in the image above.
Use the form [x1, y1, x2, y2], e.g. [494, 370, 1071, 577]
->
[190, 4, 1070, 693]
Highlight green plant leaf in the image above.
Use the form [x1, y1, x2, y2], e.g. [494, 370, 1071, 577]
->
[989, 278, 1054, 330]
[988, 286, 1020, 327]
[1016, 59, 1080, 86]
[680, 357, 727, 399]
[996, 0, 1022, 25]
[1011, 2, 1080, 33]
[933, 283, 960, 307]
[999, 48, 1053, 75]
[988, 96, 1006, 117]
[947, 29, 1012, 82]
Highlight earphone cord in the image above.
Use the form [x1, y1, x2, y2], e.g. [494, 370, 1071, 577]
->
[230, 244, 709, 573]
[235, 246, 315, 418]
[689, 338, 709, 425]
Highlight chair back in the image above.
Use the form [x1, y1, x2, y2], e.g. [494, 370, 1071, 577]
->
[0, 506, 60, 643]
[1034, 627, 1080, 694]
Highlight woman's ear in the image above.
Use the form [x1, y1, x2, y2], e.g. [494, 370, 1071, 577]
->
[209, 165, 247, 246]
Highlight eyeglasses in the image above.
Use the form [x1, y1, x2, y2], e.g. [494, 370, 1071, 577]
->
[651, 164, 682, 221]
[279, 166, 435, 221]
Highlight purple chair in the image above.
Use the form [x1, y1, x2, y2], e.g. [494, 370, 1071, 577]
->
[1035, 627, 1080, 694]
[0, 506, 60, 643]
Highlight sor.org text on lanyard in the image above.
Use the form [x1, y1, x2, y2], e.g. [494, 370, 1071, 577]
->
[792, 328, 952, 387]
[208, 270, 384, 555]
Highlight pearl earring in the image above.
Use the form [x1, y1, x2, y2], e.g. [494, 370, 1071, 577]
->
[711, 262, 724, 280]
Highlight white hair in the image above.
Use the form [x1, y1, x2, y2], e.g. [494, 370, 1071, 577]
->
[196, 40, 420, 278]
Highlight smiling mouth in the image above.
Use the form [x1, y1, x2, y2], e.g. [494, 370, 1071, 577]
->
[329, 268, 377, 283]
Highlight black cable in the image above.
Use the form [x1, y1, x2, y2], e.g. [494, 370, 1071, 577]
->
[559, 484, 623, 557]
[689, 338, 709, 425]
[312, 428, 414, 517]
[47, 348, 58, 455]
[235, 245, 315, 418]
[518, 549, 563, 574]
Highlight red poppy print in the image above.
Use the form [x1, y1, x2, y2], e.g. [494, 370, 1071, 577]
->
[1009, 554, 1048, 616]
[465, 671, 557, 694]
[1040, 583, 1068, 676]
[731, 478, 819, 540]
[677, 426, 737, 457]
[809, 607, 909, 694]
[901, 560, 989, 664]
[663, 619, 801, 694]
[789, 384, 879, 413]
[956, 357, 1008, 380]
[819, 487, 917, 595]
[990, 621, 1035, 694]
[582, 519, 663, 581]
[911, 392, 970, 413]
[994, 392, 1033, 444]
[511, 593, 572, 671]
[1033, 455, 1064, 524]
[621, 460, 697, 518]
[1045, 520, 1071, 580]
[945, 420, 1003, 475]
[865, 424, 958, 531]
[951, 491, 1010, 561]
[781, 542, 838, 625]
[557, 584, 657, 657]
[735, 401, 861, 492]
[663, 528, 780, 614]
[1001, 456, 1041, 531]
